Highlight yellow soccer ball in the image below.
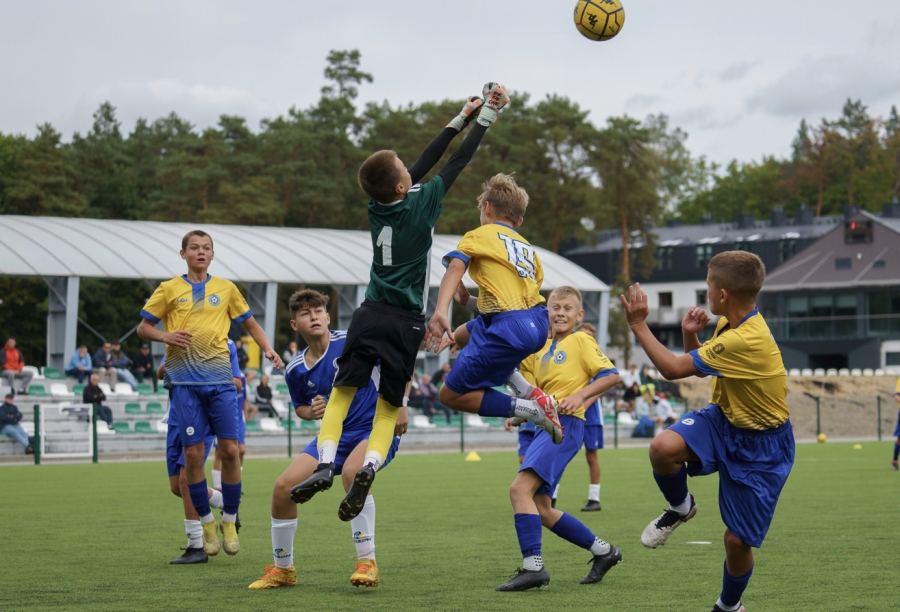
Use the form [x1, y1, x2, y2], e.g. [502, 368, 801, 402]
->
[574, 0, 625, 41]
[817, 433, 827, 443]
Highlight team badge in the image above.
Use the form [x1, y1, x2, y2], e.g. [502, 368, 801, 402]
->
[712, 343, 725, 355]
[554, 351, 567, 364]
[681, 418, 694, 426]
[208, 294, 221, 306]
[307, 381, 315, 389]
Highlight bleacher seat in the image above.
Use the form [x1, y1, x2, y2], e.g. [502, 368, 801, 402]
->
[50, 383, 74, 399]
[97, 421, 113, 435]
[813, 368, 825, 376]
[801, 369, 813, 376]
[410, 415, 436, 428]
[113, 422, 132, 434]
[73, 384, 85, 396]
[137, 383, 156, 396]
[154, 420, 168, 433]
[125, 403, 144, 415]
[874, 368, 885, 376]
[146, 402, 165, 414]
[826, 369, 838, 377]
[99, 383, 113, 396]
[22, 365, 43, 381]
[21, 421, 34, 436]
[850, 369, 862, 376]
[259, 417, 282, 432]
[270, 399, 288, 418]
[115, 383, 138, 398]
[862, 368, 874, 376]
[276, 384, 290, 395]
[28, 384, 49, 396]
[603, 414, 617, 426]
[838, 368, 850, 376]
[134, 421, 155, 433]
[245, 420, 262, 433]
[42, 366, 66, 380]
[464, 414, 489, 428]
[300, 419, 319, 431]
[788, 369, 801, 377]
[617, 412, 636, 425]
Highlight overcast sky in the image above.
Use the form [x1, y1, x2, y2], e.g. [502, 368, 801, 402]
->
[2, 0, 900, 165]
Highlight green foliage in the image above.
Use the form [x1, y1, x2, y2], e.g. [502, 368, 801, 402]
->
[0, 277, 48, 364]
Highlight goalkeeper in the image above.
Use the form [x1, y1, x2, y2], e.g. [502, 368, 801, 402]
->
[292, 84, 510, 521]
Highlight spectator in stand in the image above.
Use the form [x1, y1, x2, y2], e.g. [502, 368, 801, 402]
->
[620, 381, 640, 415]
[1, 393, 33, 454]
[1, 337, 34, 395]
[92, 342, 118, 387]
[640, 363, 658, 395]
[650, 392, 678, 429]
[282, 341, 299, 365]
[83, 373, 114, 428]
[110, 341, 138, 390]
[431, 361, 452, 386]
[255, 373, 278, 418]
[65, 345, 92, 383]
[131, 344, 156, 391]
[620, 363, 641, 389]
[409, 373, 453, 423]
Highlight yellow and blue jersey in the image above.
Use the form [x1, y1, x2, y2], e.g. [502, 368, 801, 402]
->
[141, 274, 251, 387]
[690, 308, 788, 430]
[519, 332, 617, 421]
[444, 222, 545, 314]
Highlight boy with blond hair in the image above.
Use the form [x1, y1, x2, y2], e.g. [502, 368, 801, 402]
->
[496, 286, 622, 591]
[621, 251, 794, 612]
[422, 173, 563, 442]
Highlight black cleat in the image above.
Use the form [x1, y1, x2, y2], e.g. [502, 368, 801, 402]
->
[170, 547, 209, 564]
[581, 500, 602, 512]
[290, 462, 334, 504]
[580, 544, 622, 584]
[712, 604, 746, 612]
[495, 567, 550, 591]
[338, 464, 375, 522]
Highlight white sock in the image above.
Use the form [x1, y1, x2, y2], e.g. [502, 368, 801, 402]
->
[363, 450, 384, 471]
[715, 598, 742, 611]
[318, 440, 337, 465]
[513, 398, 542, 422]
[523, 555, 543, 571]
[184, 519, 203, 548]
[506, 371, 535, 399]
[551, 483, 560, 500]
[670, 494, 692, 516]
[199, 512, 215, 524]
[350, 496, 376, 560]
[588, 484, 601, 502]
[271, 517, 298, 569]
[223, 512, 237, 523]
[208, 488, 224, 510]
[212, 469, 222, 490]
[589, 537, 611, 556]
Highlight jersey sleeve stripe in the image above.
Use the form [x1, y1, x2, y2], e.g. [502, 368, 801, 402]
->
[690, 349, 722, 377]
[140, 309, 161, 324]
[232, 310, 252, 323]
[594, 367, 619, 379]
[442, 250, 470, 269]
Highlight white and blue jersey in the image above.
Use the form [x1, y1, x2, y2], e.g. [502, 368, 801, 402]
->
[285, 331, 380, 432]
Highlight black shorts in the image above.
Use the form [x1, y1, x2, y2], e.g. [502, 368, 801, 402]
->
[333, 300, 426, 407]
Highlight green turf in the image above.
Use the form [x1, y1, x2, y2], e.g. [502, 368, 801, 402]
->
[0, 442, 897, 611]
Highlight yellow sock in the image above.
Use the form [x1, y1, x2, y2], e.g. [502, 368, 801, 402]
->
[363, 398, 399, 469]
[317, 386, 357, 463]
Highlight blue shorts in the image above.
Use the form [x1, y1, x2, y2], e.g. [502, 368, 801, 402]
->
[520, 415, 585, 497]
[894, 410, 900, 437]
[166, 425, 216, 477]
[444, 307, 548, 394]
[583, 424, 604, 450]
[518, 429, 535, 458]
[669, 404, 795, 548]
[170, 384, 239, 446]
[238, 411, 246, 445]
[301, 429, 401, 475]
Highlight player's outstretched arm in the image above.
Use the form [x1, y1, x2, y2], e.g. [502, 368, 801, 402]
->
[242, 316, 284, 370]
[424, 259, 466, 352]
[621, 283, 700, 381]
[136, 318, 192, 348]
[407, 95, 483, 184]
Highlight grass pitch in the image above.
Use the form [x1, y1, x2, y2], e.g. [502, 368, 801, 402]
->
[0, 442, 897, 611]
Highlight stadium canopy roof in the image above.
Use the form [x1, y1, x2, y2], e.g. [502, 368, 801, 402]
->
[0, 216, 608, 291]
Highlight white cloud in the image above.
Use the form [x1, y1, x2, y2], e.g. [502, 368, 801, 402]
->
[625, 93, 662, 110]
[718, 61, 755, 82]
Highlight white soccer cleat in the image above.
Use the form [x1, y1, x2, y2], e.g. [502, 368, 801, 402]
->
[531, 391, 563, 444]
[641, 495, 697, 549]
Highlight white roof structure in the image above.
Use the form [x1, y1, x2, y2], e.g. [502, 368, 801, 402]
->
[0, 216, 608, 292]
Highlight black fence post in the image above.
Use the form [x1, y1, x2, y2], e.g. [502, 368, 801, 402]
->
[33, 404, 40, 466]
[92, 405, 99, 463]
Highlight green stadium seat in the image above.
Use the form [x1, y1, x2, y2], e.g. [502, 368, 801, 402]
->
[42, 366, 66, 380]
[113, 422, 132, 434]
[245, 420, 262, 432]
[603, 414, 616, 425]
[134, 421, 154, 433]
[73, 384, 85, 396]
[145, 402, 164, 414]
[137, 384, 156, 395]
[276, 384, 290, 395]
[28, 384, 48, 396]
[125, 403, 143, 414]
[300, 419, 319, 431]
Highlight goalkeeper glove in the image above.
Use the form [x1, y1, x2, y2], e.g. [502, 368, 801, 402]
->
[476, 82, 510, 127]
[447, 96, 484, 132]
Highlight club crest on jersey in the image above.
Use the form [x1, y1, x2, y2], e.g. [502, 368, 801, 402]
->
[208, 294, 221, 306]
[681, 418, 695, 426]
[177, 297, 188, 303]
[554, 351, 567, 364]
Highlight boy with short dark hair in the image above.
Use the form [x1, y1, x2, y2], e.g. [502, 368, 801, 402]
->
[295, 85, 507, 521]
[423, 173, 563, 442]
[621, 250, 794, 612]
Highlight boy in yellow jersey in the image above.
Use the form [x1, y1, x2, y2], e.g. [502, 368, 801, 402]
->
[621, 251, 794, 612]
[423, 174, 563, 442]
[495, 287, 622, 591]
[137, 230, 283, 557]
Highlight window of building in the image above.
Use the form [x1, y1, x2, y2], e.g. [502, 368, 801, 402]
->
[656, 328, 677, 348]
[695, 244, 713, 269]
[873, 260, 886, 269]
[659, 292, 673, 308]
[835, 258, 852, 270]
[834, 294, 857, 337]
[779, 238, 797, 263]
[844, 220, 873, 244]
[657, 246, 674, 271]
[696, 289, 707, 306]
[887, 352, 900, 366]
[867, 292, 890, 336]
[787, 295, 808, 339]
[809, 295, 833, 338]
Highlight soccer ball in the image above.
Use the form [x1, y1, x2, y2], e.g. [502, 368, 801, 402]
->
[574, 0, 625, 41]
[817, 433, 827, 443]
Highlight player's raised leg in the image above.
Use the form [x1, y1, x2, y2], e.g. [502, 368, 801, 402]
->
[343, 441, 380, 587]
[641, 429, 698, 548]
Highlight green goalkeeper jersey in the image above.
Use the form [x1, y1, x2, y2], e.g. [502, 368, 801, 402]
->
[365, 175, 446, 313]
